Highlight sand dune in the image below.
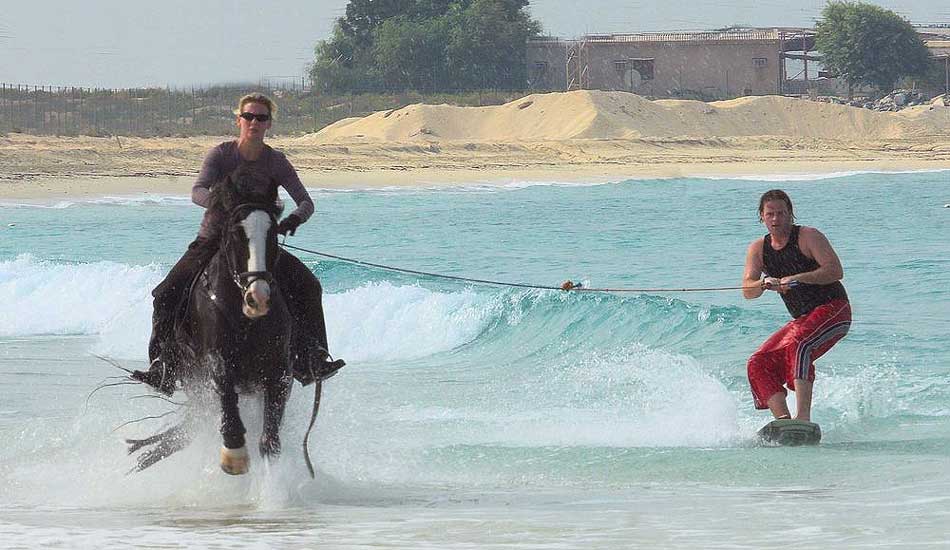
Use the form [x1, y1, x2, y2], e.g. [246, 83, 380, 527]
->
[304, 90, 950, 143]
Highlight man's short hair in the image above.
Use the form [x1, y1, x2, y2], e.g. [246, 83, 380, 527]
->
[758, 189, 795, 221]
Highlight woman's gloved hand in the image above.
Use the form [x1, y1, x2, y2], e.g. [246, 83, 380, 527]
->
[277, 214, 302, 236]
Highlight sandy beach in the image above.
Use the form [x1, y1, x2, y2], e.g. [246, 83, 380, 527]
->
[2, 90, 948, 198]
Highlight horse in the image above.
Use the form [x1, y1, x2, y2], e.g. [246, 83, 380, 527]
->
[126, 176, 317, 476]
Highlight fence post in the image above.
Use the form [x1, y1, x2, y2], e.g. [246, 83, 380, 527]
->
[60, 86, 66, 135]
[78, 86, 83, 135]
[92, 88, 97, 135]
[166, 86, 171, 134]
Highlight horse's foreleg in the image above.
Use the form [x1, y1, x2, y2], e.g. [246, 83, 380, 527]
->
[219, 387, 246, 450]
[219, 387, 249, 475]
[260, 376, 291, 459]
[214, 362, 249, 475]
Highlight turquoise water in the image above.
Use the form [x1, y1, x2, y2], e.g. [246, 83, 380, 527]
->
[1, 171, 949, 548]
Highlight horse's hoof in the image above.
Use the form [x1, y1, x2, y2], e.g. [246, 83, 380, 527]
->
[220, 446, 250, 475]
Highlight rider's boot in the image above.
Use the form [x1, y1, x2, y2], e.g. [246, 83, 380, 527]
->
[131, 357, 177, 396]
[293, 345, 345, 386]
[131, 313, 178, 396]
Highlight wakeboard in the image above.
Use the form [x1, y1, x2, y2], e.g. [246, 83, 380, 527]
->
[757, 419, 821, 446]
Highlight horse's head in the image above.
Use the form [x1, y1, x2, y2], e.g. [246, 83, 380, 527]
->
[211, 166, 284, 319]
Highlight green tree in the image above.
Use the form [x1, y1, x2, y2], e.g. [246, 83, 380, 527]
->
[310, 0, 541, 93]
[447, 0, 542, 90]
[339, 0, 416, 44]
[374, 17, 451, 91]
[815, 1, 932, 96]
[311, 25, 382, 92]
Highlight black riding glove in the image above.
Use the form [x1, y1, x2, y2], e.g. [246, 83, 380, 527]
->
[277, 214, 302, 236]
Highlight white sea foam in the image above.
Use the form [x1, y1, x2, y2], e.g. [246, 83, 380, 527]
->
[96, 280, 493, 362]
[325, 281, 492, 363]
[463, 343, 743, 449]
[1, 256, 492, 364]
[0, 195, 191, 209]
[699, 168, 950, 182]
[0, 255, 161, 338]
[309, 169, 950, 192]
[306, 179, 625, 195]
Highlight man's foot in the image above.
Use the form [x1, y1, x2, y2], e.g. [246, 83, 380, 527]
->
[130, 359, 177, 396]
[294, 354, 346, 386]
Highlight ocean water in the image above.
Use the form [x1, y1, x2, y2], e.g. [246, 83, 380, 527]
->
[1, 171, 949, 548]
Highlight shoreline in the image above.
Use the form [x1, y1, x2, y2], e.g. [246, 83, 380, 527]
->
[2, 159, 949, 201]
[2, 130, 949, 200]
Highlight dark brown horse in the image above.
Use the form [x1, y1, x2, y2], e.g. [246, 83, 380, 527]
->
[127, 178, 305, 475]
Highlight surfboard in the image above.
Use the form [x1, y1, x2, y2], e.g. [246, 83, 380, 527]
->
[757, 419, 822, 446]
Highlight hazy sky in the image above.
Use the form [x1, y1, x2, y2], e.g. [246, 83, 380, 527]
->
[1, 1, 946, 88]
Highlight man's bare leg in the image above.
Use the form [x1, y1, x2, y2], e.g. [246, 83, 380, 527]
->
[766, 392, 791, 420]
[794, 379, 813, 421]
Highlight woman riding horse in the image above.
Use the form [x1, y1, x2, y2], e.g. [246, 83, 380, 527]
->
[128, 176, 299, 475]
[132, 93, 344, 395]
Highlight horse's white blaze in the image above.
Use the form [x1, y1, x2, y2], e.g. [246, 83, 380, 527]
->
[241, 211, 272, 316]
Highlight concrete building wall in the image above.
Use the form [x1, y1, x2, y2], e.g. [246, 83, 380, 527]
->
[581, 41, 782, 98]
[527, 38, 784, 99]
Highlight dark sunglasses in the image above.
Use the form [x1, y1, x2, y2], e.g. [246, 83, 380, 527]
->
[239, 112, 271, 122]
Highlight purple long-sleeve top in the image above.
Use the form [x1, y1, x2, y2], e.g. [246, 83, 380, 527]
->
[192, 140, 314, 239]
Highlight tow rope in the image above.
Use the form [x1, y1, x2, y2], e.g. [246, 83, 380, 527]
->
[279, 242, 796, 293]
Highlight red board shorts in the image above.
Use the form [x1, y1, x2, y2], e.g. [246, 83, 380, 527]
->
[747, 299, 851, 409]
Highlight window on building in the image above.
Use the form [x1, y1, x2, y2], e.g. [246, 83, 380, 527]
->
[614, 60, 628, 73]
[752, 57, 768, 68]
[631, 59, 655, 81]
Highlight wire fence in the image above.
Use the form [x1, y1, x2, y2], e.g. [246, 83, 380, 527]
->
[0, 83, 525, 137]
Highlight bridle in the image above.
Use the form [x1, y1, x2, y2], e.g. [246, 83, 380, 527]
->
[220, 202, 281, 296]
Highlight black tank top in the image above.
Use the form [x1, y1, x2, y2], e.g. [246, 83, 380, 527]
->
[763, 225, 848, 318]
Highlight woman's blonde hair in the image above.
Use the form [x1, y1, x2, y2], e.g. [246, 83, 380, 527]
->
[234, 93, 277, 118]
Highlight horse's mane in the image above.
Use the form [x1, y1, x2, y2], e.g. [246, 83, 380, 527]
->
[208, 164, 285, 230]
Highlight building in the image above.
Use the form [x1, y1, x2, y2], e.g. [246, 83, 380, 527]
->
[528, 26, 950, 99]
[527, 28, 816, 99]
